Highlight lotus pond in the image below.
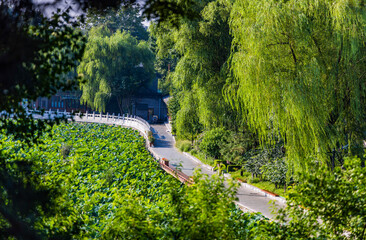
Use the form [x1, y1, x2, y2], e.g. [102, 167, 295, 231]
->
[0, 123, 269, 239]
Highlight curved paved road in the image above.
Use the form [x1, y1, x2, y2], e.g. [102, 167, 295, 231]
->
[150, 124, 286, 219]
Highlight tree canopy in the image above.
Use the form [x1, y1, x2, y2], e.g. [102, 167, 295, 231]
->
[225, 0, 366, 170]
[150, 0, 242, 140]
[84, 4, 149, 41]
[78, 27, 155, 113]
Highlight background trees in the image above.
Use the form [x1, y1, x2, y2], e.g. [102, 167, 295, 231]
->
[78, 27, 155, 113]
[84, 4, 149, 41]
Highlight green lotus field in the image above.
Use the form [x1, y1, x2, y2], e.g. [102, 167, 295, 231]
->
[0, 123, 268, 239]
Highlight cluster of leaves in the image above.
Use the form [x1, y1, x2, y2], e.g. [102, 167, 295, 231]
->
[0, 7, 85, 143]
[166, 95, 180, 135]
[84, 4, 149, 41]
[275, 157, 366, 239]
[220, 129, 258, 165]
[194, 127, 287, 188]
[245, 145, 286, 179]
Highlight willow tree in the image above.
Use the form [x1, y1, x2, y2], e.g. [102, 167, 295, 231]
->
[78, 27, 155, 113]
[152, 0, 238, 135]
[225, 0, 366, 170]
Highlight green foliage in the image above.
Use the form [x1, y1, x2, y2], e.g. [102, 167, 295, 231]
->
[199, 128, 229, 159]
[0, 134, 81, 239]
[276, 157, 366, 239]
[226, 0, 366, 169]
[78, 28, 155, 113]
[153, 0, 242, 135]
[1, 123, 177, 238]
[102, 171, 271, 240]
[149, 23, 179, 95]
[176, 140, 192, 152]
[60, 143, 72, 160]
[85, 4, 149, 40]
[227, 165, 241, 173]
[167, 95, 180, 135]
[175, 92, 203, 142]
[248, 178, 260, 184]
[1, 9, 85, 143]
[220, 129, 257, 165]
[245, 144, 285, 180]
[261, 158, 287, 188]
[148, 130, 155, 144]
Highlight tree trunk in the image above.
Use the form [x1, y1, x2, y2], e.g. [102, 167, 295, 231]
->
[116, 95, 123, 114]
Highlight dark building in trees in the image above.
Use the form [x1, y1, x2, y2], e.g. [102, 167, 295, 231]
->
[104, 78, 168, 122]
[32, 91, 89, 113]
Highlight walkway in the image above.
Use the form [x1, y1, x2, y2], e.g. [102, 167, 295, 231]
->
[150, 124, 286, 219]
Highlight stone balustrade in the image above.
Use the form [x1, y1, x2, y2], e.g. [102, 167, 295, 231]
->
[27, 109, 152, 140]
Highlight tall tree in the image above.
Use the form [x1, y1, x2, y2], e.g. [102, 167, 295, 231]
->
[151, 0, 239, 140]
[225, 0, 366, 170]
[78, 27, 155, 113]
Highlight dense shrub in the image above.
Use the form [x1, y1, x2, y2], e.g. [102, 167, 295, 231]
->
[199, 128, 229, 159]
[245, 144, 285, 180]
[261, 158, 287, 189]
[220, 130, 257, 165]
[248, 177, 260, 184]
[176, 140, 192, 152]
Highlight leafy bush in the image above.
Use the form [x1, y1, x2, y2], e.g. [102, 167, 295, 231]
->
[213, 160, 227, 171]
[220, 130, 257, 165]
[245, 144, 285, 179]
[248, 177, 260, 184]
[279, 157, 366, 239]
[261, 158, 287, 189]
[176, 140, 192, 152]
[175, 93, 202, 142]
[199, 128, 229, 159]
[148, 130, 155, 144]
[167, 95, 180, 135]
[245, 151, 267, 179]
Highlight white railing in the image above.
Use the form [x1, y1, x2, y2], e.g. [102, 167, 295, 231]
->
[28, 109, 152, 140]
